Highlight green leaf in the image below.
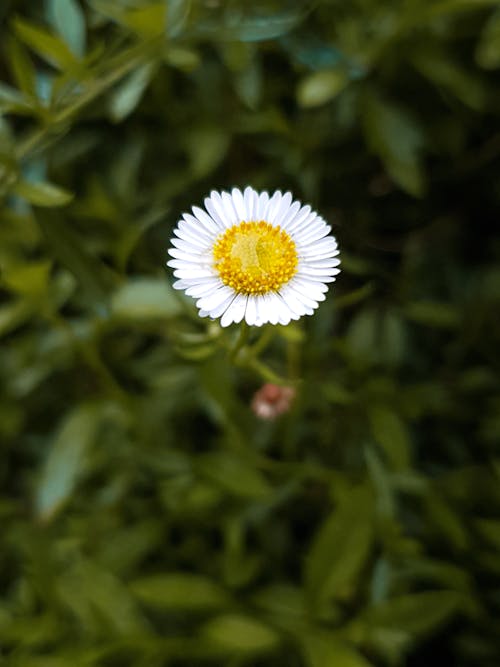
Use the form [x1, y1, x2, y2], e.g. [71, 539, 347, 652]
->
[37, 210, 111, 312]
[108, 63, 154, 122]
[412, 47, 486, 110]
[166, 0, 191, 38]
[122, 2, 166, 36]
[301, 632, 373, 667]
[184, 126, 230, 178]
[35, 404, 102, 520]
[363, 591, 462, 638]
[297, 69, 348, 108]
[13, 17, 79, 70]
[130, 573, 229, 610]
[13, 179, 74, 207]
[404, 301, 460, 328]
[47, 0, 87, 58]
[368, 405, 412, 470]
[111, 277, 181, 320]
[362, 93, 426, 196]
[477, 8, 500, 68]
[0, 300, 33, 337]
[305, 485, 374, 608]
[201, 614, 280, 653]
[6, 36, 37, 97]
[2, 260, 52, 297]
[0, 82, 32, 114]
[475, 518, 500, 549]
[196, 452, 272, 499]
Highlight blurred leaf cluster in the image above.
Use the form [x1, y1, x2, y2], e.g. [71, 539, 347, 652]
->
[1, 0, 500, 665]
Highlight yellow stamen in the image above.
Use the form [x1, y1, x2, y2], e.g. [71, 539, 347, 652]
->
[213, 221, 298, 295]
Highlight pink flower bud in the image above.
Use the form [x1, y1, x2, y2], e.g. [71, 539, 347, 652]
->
[251, 383, 296, 420]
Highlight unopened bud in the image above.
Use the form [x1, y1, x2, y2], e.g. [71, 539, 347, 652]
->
[251, 383, 295, 420]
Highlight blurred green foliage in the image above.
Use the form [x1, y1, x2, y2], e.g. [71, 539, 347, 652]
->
[1, 0, 500, 665]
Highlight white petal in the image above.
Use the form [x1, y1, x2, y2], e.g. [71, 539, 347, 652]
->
[277, 293, 296, 323]
[301, 258, 341, 269]
[244, 294, 258, 326]
[192, 205, 220, 233]
[231, 187, 246, 221]
[288, 211, 318, 237]
[263, 293, 282, 325]
[293, 220, 333, 245]
[167, 247, 205, 260]
[282, 204, 311, 232]
[220, 294, 247, 327]
[207, 191, 232, 228]
[273, 191, 293, 227]
[265, 190, 282, 224]
[172, 279, 189, 290]
[170, 237, 211, 253]
[278, 201, 300, 230]
[172, 268, 217, 280]
[181, 214, 214, 240]
[210, 293, 238, 318]
[222, 191, 238, 226]
[196, 285, 235, 312]
[298, 243, 340, 264]
[167, 259, 211, 269]
[174, 226, 208, 248]
[244, 186, 257, 220]
[279, 285, 309, 316]
[288, 278, 326, 302]
[185, 279, 222, 298]
[256, 191, 269, 220]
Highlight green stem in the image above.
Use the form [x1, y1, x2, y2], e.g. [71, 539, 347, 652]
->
[250, 325, 275, 356]
[247, 357, 290, 386]
[229, 321, 249, 361]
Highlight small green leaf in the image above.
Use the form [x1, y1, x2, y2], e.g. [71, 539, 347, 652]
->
[0, 300, 33, 337]
[201, 614, 280, 653]
[47, 0, 87, 58]
[122, 2, 166, 36]
[13, 17, 78, 70]
[196, 452, 272, 499]
[404, 301, 460, 328]
[199, 7, 303, 42]
[2, 260, 52, 297]
[362, 93, 425, 196]
[166, 0, 191, 38]
[108, 63, 154, 122]
[130, 573, 229, 610]
[412, 47, 486, 110]
[111, 277, 181, 320]
[297, 69, 348, 108]
[477, 8, 500, 68]
[305, 485, 374, 608]
[0, 82, 32, 114]
[13, 179, 74, 207]
[363, 591, 462, 638]
[185, 126, 230, 178]
[35, 404, 102, 520]
[368, 405, 412, 470]
[7, 37, 37, 97]
[301, 632, 373, 667]
[37, 210, 111, 311]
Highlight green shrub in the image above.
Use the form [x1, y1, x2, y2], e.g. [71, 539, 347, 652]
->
[1, 1, 500, 665]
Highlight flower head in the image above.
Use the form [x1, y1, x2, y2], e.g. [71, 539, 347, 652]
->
[167, 187, 340, 327]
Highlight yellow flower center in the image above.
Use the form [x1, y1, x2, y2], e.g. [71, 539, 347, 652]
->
[213, 221, 298, 295]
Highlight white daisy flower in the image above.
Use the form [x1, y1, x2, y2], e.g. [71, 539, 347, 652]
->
[167, 187, 340, 327]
